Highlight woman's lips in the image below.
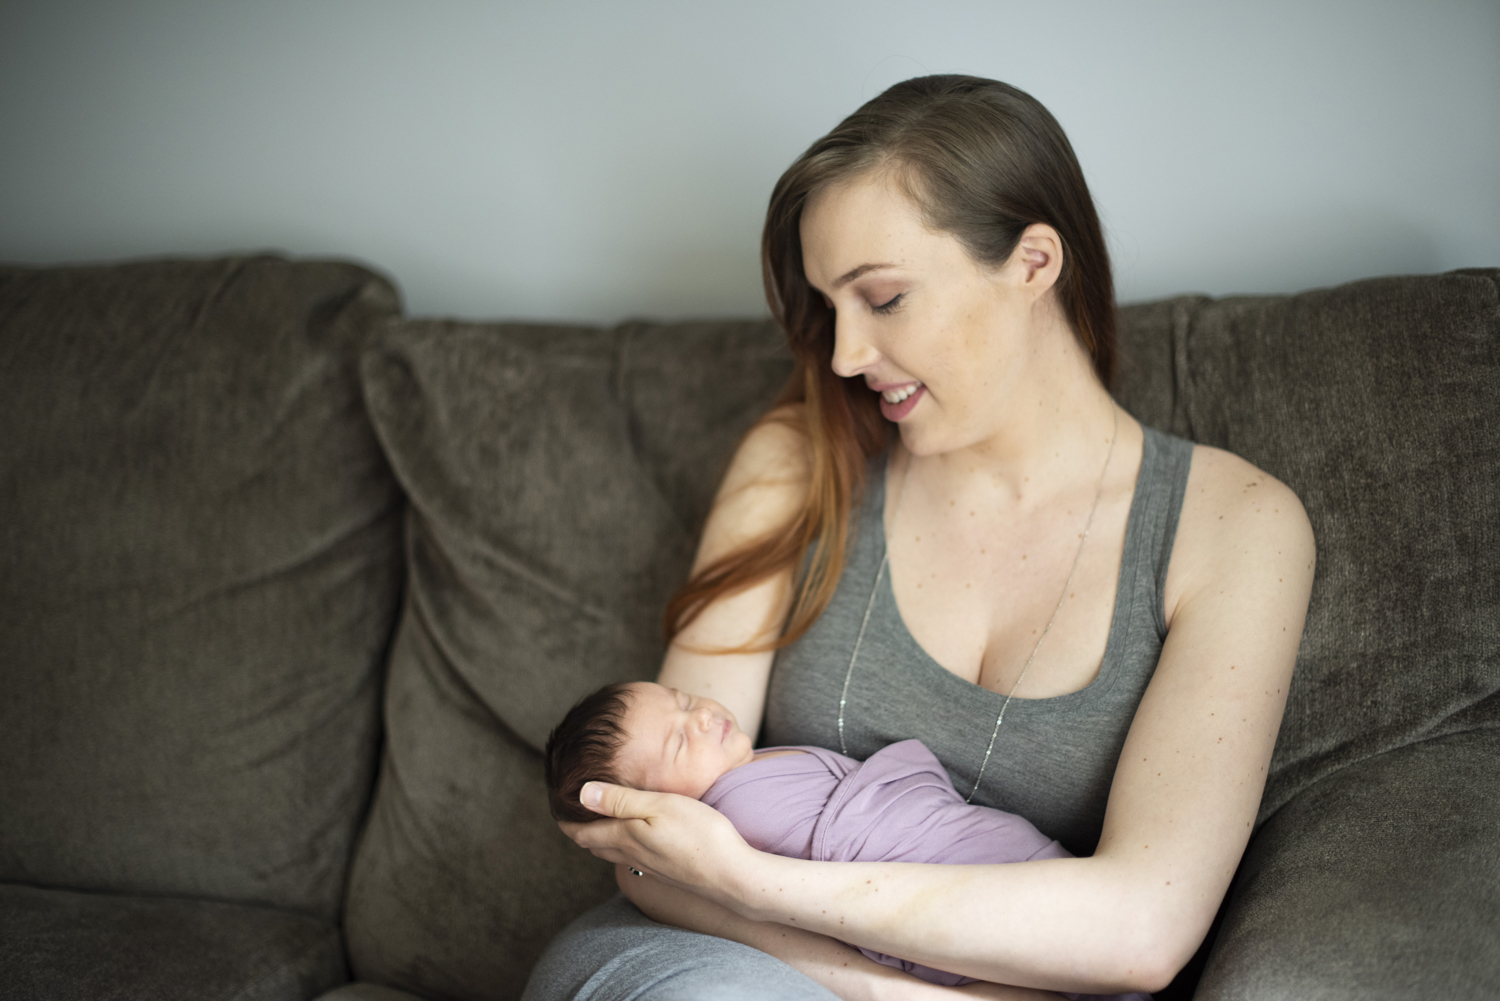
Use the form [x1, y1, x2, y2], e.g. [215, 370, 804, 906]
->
[879, 384, 925, 422]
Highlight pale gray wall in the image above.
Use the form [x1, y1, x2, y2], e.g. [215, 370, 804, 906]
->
[2, 0, 1496, 322]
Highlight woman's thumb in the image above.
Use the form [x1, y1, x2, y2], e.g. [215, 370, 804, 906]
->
[579, 781, 624, 816]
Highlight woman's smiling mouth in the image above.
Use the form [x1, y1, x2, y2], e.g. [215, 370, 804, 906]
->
[880, 382, 922, 404]
[877, 383, 925, 421]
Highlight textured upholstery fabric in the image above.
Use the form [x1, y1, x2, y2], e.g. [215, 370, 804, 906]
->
[0, 257, 406, 918]
[1194, 728, 1500, 1000]
[6, 254, 1490, 1000]
[0, 882, 347, 1001]
[1115, 269, 1500, 998]
[315, 982, 430, 1001]
[1114, 270, 1499, 820]
[347, 319, 793, 1001]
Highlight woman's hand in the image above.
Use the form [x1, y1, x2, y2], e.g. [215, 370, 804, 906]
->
[560, 780, 760, 909]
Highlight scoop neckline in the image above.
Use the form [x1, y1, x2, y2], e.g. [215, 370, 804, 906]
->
[872, 428, 1159, 709]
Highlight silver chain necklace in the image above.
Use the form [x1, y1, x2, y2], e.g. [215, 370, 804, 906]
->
[836, 404, 1120, 803]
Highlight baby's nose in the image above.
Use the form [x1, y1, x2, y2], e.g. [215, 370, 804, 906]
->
[695, 706, 714, 730]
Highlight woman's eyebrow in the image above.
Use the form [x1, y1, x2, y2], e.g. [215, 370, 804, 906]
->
[832, 262, 898, 289]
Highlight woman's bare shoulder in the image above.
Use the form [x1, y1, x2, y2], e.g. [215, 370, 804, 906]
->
[1167, 444, 1316, 615]
[695, 403, 813, 565]
[1180, 445, 1312, 537]
[721, 403, 812, 490]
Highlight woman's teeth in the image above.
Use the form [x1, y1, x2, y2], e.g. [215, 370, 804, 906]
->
[881, 384, 921, 404]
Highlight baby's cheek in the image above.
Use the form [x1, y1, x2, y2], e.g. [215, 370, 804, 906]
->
[654, 768, 695, 798]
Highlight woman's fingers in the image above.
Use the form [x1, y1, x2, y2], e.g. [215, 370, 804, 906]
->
[554, 821, 639, 867]
[570, 821, 640, 854]
[557, 815, 633, 850]
[556, 785, 756, 905]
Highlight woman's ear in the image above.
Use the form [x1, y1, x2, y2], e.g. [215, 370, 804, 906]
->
[1012, 223, 1064, 298]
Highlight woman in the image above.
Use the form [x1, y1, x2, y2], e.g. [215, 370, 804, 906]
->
[525, 75, 1315, 1001]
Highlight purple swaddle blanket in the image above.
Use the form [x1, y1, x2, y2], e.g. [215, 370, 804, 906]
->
[701, 739, 1149, 1001]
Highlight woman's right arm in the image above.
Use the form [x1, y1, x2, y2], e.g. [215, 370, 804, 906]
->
[653, 408, 810, 739]
[618, 865, 1060, 1001]
[639, 410, 927, 999]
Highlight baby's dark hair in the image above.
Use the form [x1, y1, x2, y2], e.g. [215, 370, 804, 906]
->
[544, 682, 635, 824]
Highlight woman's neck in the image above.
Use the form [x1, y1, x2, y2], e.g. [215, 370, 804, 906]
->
[897, 335, 1120, 515]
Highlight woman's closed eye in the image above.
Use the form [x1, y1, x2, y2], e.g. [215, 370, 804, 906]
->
[872, 293, 904, 315]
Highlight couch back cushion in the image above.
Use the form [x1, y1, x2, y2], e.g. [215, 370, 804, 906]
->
[347, 318, 792, 1001]
[0, 256, 406, 919]
[344, 269, 1495, 998]
[1114, 269, 1499, 819]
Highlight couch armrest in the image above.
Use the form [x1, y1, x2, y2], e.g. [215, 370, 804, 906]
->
[1195, 727, 1500, 999]
[313, 982, 429, 1001]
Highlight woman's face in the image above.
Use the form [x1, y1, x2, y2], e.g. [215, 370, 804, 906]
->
[613, 682, 756, 800]
[799, 171, 1057, 458]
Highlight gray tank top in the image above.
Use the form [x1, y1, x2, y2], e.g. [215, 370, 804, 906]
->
[763, 425, 1194, 856]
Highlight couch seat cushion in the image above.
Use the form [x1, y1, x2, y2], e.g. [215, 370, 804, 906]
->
[1196, 728, 1500, 1000]
[0, 882, 347, 1001]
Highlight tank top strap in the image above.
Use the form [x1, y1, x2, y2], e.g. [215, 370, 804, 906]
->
[1130, 425, 1195, 639]
[856, 424, 1192, 637]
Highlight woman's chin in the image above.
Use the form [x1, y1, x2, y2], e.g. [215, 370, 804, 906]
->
[897, 413, 999, 461]
[897, 422, 948, 458]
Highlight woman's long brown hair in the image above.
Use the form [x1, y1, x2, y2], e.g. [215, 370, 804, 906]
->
[664, 75, 1117, 651]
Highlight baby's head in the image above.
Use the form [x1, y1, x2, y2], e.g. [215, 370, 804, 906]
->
[545, 681, 756, 823]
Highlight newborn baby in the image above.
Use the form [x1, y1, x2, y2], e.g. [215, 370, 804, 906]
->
[546, 681, 1148, 1000]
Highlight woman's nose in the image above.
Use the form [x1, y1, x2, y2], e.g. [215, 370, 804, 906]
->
[830, 313, 879, 378]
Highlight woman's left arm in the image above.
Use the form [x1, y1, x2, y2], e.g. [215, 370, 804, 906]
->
[572, 449, 1315, 996]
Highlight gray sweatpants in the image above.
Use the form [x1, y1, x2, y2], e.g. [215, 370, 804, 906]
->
[522, 895, 842, 1001]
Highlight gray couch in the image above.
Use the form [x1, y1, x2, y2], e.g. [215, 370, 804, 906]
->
[1, 255, 1495, 1001]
